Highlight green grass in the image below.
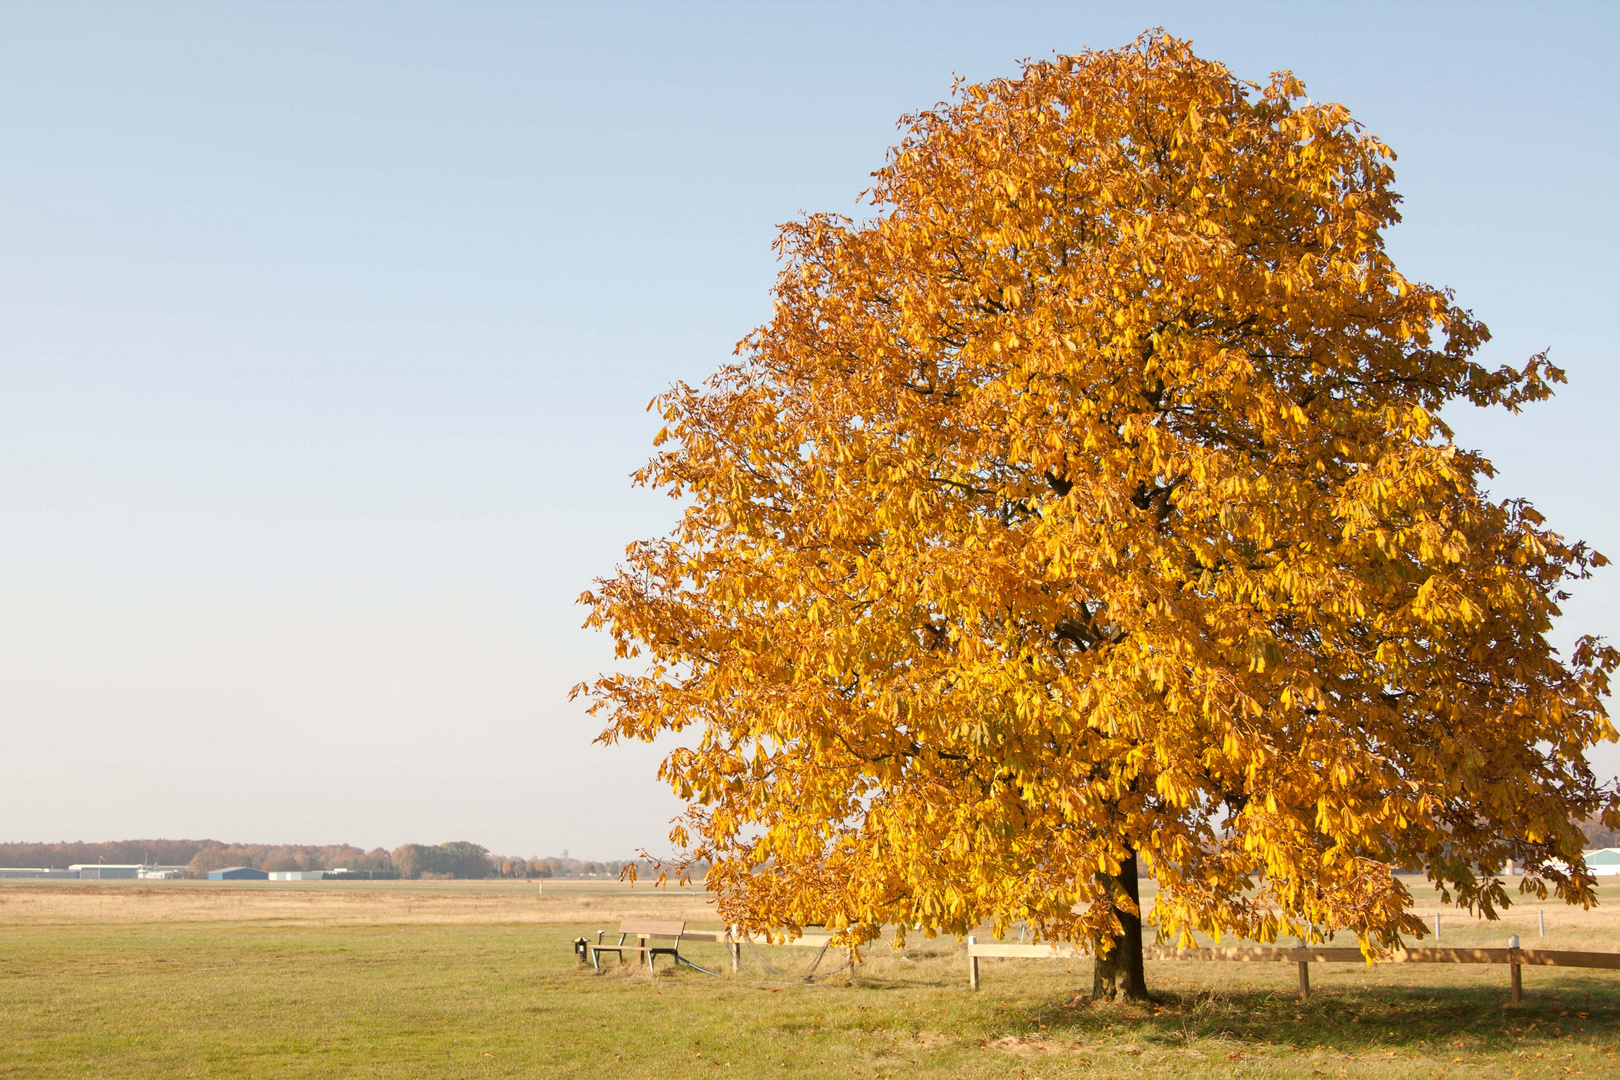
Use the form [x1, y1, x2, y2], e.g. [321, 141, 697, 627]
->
[4, 921, 1619, 1078]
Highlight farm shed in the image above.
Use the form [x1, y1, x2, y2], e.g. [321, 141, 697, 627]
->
[268, 871, 328, 881]
[207, 867, 268, 880]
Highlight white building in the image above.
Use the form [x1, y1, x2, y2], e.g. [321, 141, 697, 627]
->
[69, 864, 141, 879]
[1585, 848, 1620, 875]
[64, 864, 185, 879]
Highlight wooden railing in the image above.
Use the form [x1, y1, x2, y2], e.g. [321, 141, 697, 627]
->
[965, 936, 1620, 1000]
[672, 929, 837, 974]
[630, 929, 1620, 1000]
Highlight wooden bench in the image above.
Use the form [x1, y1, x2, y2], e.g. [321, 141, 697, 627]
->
[589, 920, 690, 974]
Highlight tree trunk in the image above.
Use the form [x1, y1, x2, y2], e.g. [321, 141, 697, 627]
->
[1092, 846, 1149, 1002]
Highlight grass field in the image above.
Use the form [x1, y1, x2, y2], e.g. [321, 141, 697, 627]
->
[4, 879, 1619, 1078]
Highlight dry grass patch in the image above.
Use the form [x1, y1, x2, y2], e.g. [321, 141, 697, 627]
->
[0, 878, 717, 927]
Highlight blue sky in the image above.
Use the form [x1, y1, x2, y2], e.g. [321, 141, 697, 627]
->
[2, 2, 1616, 856]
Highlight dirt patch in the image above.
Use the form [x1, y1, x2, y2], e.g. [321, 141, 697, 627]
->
[911, 1030, 954, 1050]
[984, 1034, 1052, 1056]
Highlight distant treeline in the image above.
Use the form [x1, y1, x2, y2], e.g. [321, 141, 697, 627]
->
[1581, 817, 1620, 849]
[0, 840, 656, 880]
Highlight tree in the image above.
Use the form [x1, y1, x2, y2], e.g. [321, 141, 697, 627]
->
[392, 844, 428, 880]
[1577, 816, 1620, 849]
[577, 32, 1618, 1001]
[185, 847, 235, 877]
[440, 841, 493, 879]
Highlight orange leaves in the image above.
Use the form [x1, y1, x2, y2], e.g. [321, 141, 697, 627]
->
[578, 29, 1617, 960]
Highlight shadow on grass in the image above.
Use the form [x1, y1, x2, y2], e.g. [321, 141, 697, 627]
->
[1017, 979, 1620, 1054]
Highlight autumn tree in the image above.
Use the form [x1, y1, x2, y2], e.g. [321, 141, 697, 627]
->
[391, 841, 493, 879]
[439, 841, 494, 879]
[391, 844, 429, 880]
[185, 847, 236, 877]
[577, 32, 1618, 1001]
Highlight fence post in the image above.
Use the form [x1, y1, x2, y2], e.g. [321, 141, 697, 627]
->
[968, 936, 979, 991]
[1296, 934, 1310, 1000]
[1434, 913, 1441, 942]
[1538, 910, 1545, 939]
[1509, 935, 1522, 1003]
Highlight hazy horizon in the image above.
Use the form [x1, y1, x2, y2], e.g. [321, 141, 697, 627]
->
[0, 837, 646, 862]
[4, 2, 1617, 857]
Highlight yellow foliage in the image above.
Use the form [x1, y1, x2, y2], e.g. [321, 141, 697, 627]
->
[576, 32, 1618, 960]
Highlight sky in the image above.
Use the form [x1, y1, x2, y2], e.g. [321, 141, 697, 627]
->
[2, 2, 1617, 859]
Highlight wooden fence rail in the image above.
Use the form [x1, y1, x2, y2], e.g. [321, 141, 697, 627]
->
[668, 929, 838, 974]
[965, 936, 1620, 1001]
[655, 929, 1619, 1001]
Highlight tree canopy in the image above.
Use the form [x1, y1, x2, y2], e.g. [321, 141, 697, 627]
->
[577, 32, 1618, 999]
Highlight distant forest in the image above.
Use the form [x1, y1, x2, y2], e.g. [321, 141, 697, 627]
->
[0, 839, 649, 880]
[1582, 817, 1620, 849]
